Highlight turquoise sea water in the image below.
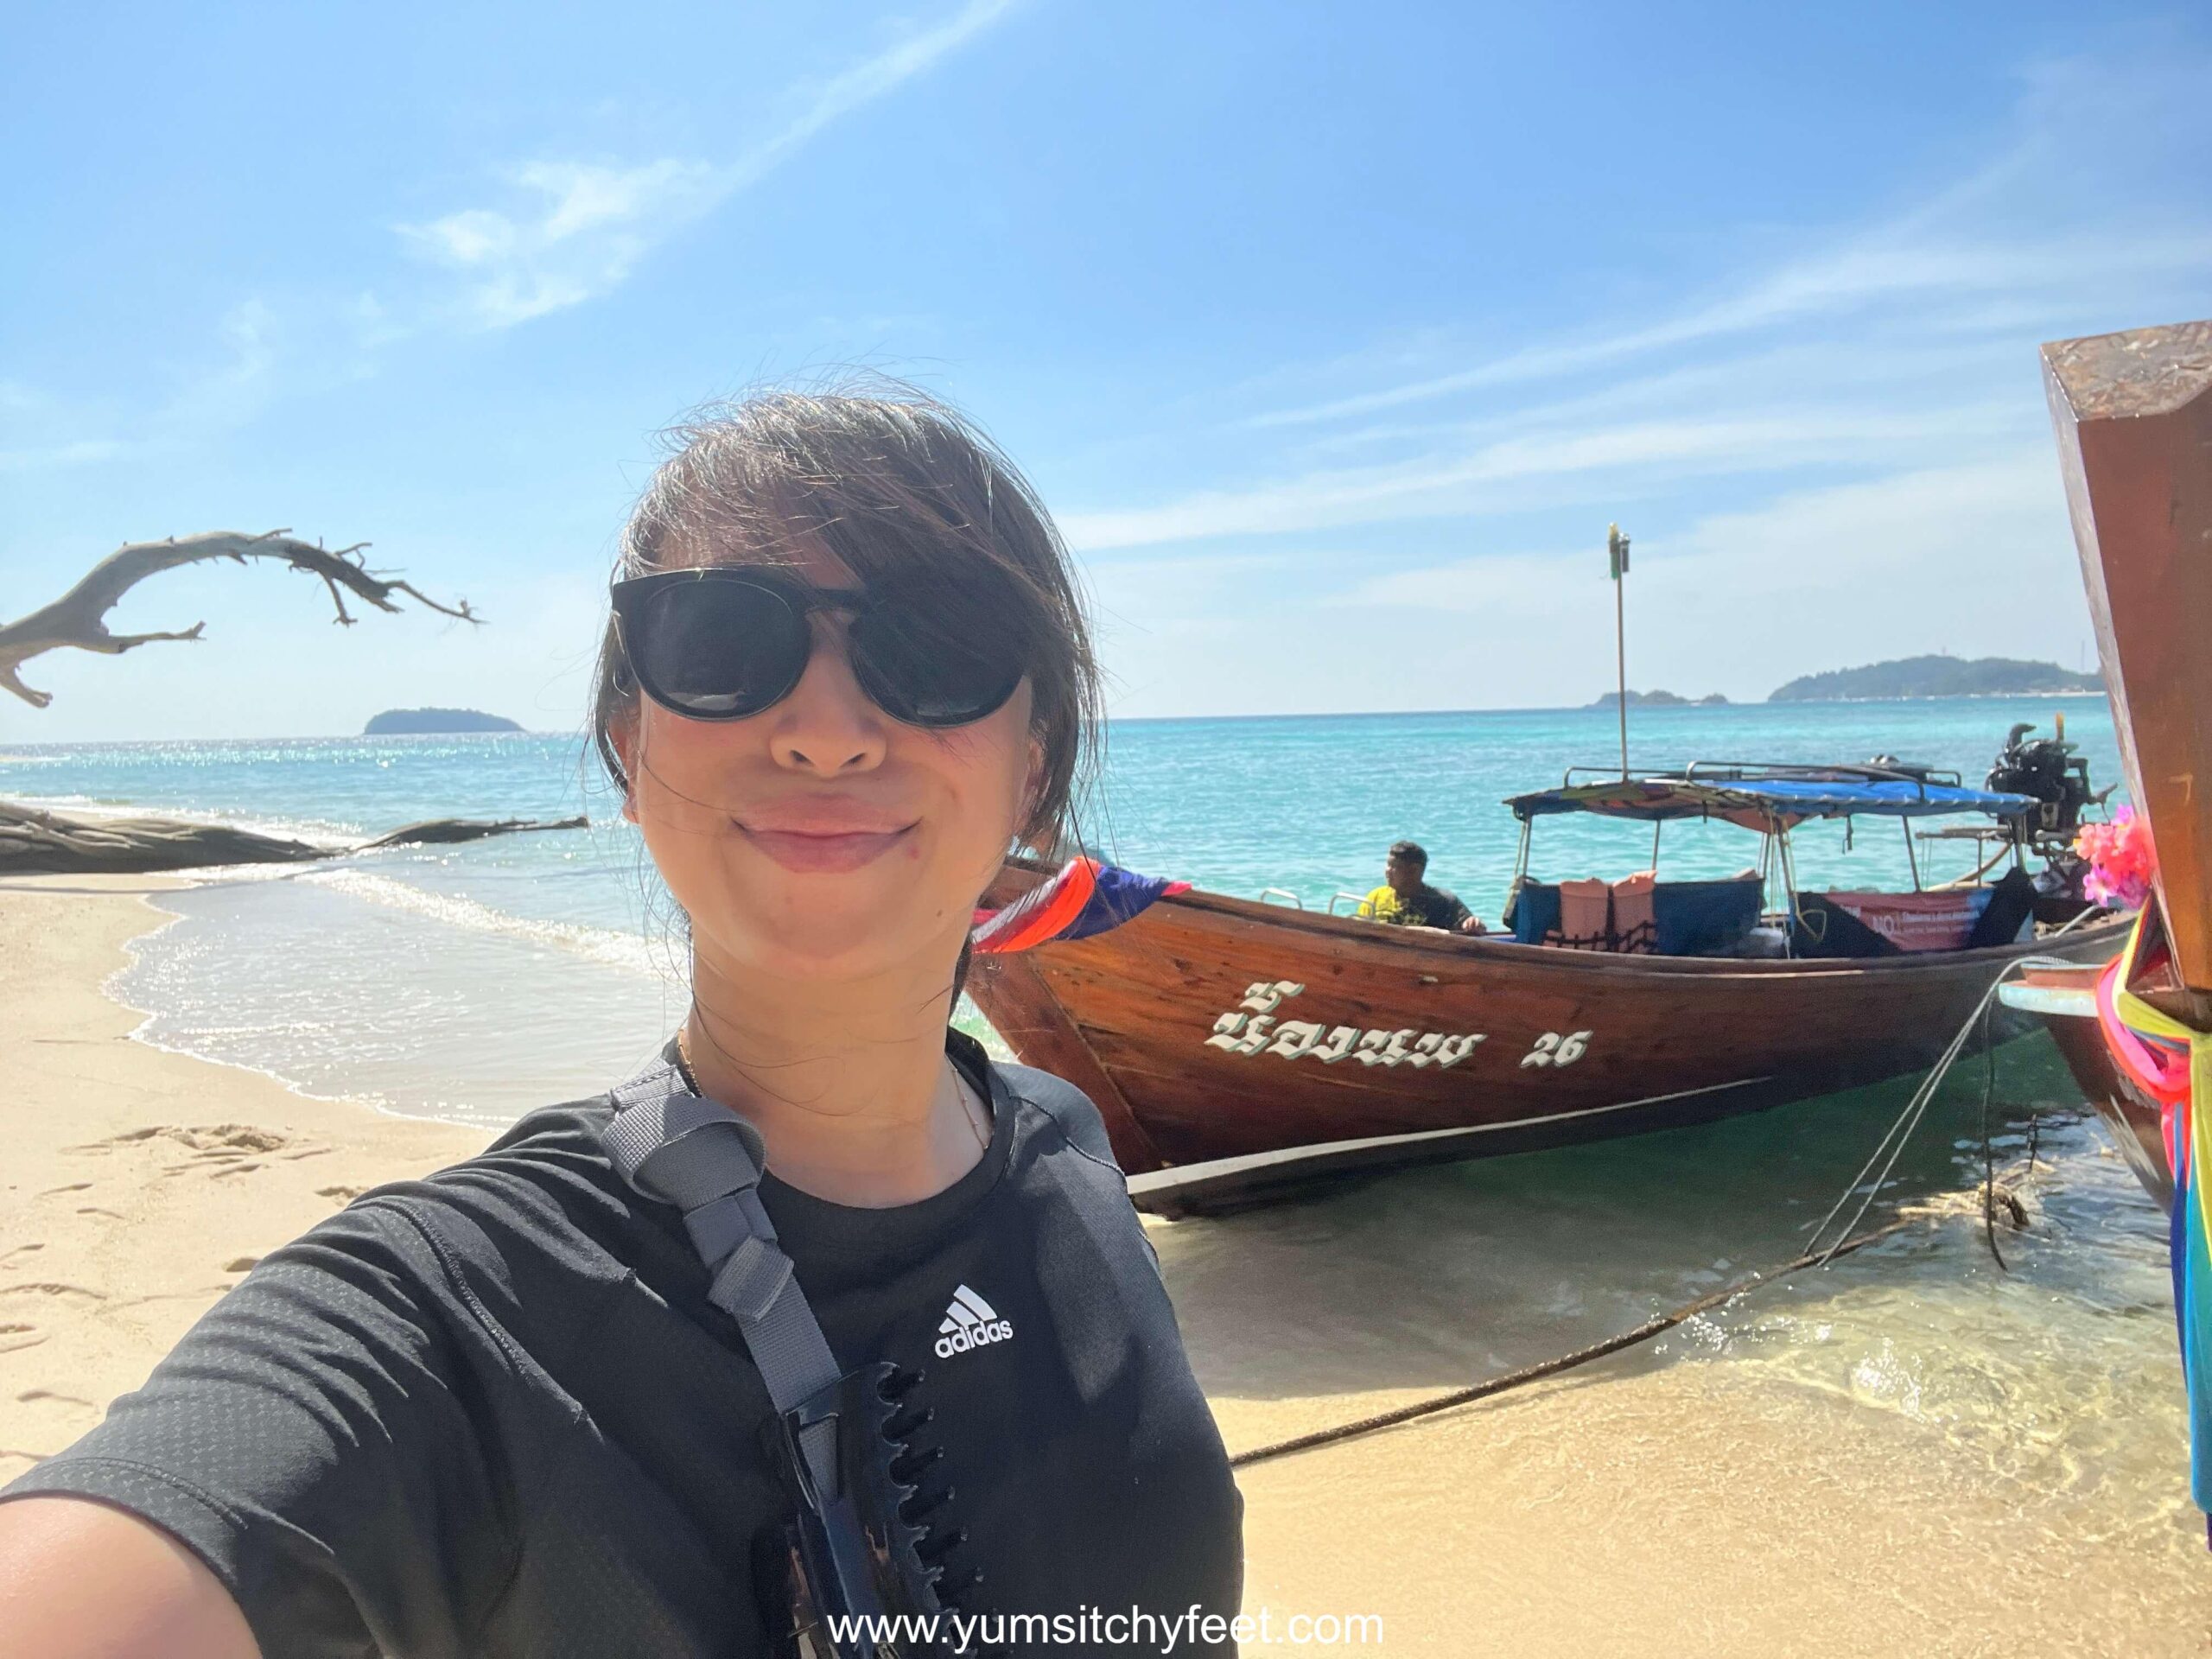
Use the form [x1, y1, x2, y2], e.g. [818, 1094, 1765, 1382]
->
[4, 696, 2198, 1562]
[3, 696, 2123, 1117]
[0, 695, 2126, 1122]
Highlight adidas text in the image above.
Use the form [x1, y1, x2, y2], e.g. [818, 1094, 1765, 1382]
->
[935, 1284, 1014, 1359]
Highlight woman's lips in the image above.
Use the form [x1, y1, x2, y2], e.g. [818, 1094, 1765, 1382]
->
[737, 823, 916, 874]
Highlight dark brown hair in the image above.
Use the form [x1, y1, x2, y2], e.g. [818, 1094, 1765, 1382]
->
[588, 383, 1103, 996]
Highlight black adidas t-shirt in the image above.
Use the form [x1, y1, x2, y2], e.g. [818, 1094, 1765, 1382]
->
[1, 1031, 1243, 1656]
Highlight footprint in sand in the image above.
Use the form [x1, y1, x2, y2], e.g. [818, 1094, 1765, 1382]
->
[60, 1126, 163, 1154]
[77, 1124, 302, 1158]
[175, 1125, 293, 1155]
[0, 1283, 106, 1305]
[16, 1389, 93, 1409]
[316, 1185, 367, 1205]
[0, 1288, 105, 1346]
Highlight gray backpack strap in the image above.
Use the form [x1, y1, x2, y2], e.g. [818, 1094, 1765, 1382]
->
[601, 1052, 840, 1484]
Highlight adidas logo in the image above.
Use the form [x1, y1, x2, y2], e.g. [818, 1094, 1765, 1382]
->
[935, 1283, 1014, 1359]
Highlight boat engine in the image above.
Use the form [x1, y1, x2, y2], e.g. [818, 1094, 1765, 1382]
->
[1985, 723, 2120, 919]
[1986, 721, 2101, 849]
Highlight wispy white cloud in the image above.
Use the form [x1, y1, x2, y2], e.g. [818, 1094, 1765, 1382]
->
[1058, 41, 2212, 715]
[1322, 449, 2085, 698]
[1341, 452, 2055, 613]
[1085, 449, 2088, 718]
[1244, 232, 2212, 431]
[398, 0, 1020, 330]
[1059, 38, 2212, 580]
[720, 0, 1020, 190]
[2, 288, 403, 476]
[0, 0, 1025, 485]
[399, 159, 727, 329]
[156, 298, 280, 433]
[1063, 403, 2024, 551]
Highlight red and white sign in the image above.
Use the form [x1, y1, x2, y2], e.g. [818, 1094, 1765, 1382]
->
[1823, 890, 1985, 952]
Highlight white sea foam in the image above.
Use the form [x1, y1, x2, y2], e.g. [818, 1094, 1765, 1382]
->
[298, 867, 681, 979]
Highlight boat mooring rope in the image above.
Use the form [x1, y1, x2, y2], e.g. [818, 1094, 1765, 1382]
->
[1804, 917, 2099, 1264]
[1229, 1216, 1920, 1469]
[1231, 927, 2110, 1470]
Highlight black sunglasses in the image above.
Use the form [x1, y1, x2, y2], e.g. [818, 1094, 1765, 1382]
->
[610, 566, 1027, 729]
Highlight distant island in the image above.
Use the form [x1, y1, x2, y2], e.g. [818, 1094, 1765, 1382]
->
[1767, 655, 2103, 702]
[363, 708, 523, 735]
[1591, 689, 1730, 709]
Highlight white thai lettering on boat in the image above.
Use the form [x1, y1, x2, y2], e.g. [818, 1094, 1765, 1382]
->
[1203, 982, 1487, 1069]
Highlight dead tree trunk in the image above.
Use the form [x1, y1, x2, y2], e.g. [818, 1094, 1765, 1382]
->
[0, 804, 329, 874]
[0, 802, 587, 876]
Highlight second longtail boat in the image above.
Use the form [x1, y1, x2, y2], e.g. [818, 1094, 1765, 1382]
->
[970, 742, 2128, 1215]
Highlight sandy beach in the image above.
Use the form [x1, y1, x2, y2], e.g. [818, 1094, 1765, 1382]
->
[0, 879, 485, 1477]
[8, 880, 2212, 1656]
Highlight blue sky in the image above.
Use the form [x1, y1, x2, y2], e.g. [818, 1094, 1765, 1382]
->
[3, 1, 2207, 741]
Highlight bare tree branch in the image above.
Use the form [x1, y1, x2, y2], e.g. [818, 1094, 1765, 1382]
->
[0, 529, 482, 709]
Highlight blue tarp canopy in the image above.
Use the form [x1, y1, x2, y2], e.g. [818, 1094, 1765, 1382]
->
[1505, 774, 2037, 831]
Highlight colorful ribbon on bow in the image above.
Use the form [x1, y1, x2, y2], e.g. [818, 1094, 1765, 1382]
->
[2096, 910, 2212, 1541]
[970, 855, 1191, 954]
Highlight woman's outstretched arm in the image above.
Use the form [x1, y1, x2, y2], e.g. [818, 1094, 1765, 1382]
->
[0, 1198, 519, 1656]
[0, 1496, 260, 1659]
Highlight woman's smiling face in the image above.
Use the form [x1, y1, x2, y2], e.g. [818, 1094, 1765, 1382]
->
[612, 538, 1041, 984]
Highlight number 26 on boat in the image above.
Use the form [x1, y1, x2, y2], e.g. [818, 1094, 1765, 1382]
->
[1521, 1030, 1592, 1069]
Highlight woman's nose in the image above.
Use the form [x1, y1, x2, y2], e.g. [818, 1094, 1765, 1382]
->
[766, 613, 889, 775]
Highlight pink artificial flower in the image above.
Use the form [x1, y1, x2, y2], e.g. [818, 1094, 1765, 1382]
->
[2075, 805, 2156, 910]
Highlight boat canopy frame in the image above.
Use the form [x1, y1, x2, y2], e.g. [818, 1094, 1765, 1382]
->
[1509, 761, 2037, 830]
[1504, 760, 2041, 905]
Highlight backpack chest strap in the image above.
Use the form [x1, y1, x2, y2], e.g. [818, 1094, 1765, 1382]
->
[601, 1055, 841, 1482]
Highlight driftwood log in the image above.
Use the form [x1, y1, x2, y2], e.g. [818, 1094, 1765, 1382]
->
[0, 802, 586, 876]
[357, 816, 589, 850]
[0, 529, 480, 709]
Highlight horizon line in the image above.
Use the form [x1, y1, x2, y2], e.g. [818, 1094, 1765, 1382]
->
[0, 689, 2115, 749]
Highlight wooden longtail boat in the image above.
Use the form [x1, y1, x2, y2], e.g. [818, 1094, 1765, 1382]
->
[1994, 318, 2212, 1213]
[971, 765, 2130, 1216]
[2000, 963, 2172, 1210]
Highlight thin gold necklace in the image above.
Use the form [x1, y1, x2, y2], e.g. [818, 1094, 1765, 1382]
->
[952, 1064, 989, 1154]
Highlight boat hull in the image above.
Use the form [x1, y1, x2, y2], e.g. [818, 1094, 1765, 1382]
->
[969, 861, 2135, 1214]
[1999, 963, 2173, 1211]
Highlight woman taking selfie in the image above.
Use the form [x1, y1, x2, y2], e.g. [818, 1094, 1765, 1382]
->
[0, 391, 1245, 1656]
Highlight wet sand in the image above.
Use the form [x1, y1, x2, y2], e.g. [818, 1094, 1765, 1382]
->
[1212, 1362, 2209, 1656]
[5, 880, 2210, 1655]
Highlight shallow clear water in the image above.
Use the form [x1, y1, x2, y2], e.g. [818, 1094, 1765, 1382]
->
[7, 696, 2193, 1557]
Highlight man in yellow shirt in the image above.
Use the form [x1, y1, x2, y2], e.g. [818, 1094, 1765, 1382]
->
[1363, 841, 1487, 934]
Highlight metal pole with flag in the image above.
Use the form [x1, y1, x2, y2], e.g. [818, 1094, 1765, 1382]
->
[1608, 524, 1630, 779]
